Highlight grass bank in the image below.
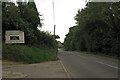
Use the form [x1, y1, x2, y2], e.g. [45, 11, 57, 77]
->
[3, 44, 58, 64]
[63, 48, 119, 60]
[74, 50, 119, 60]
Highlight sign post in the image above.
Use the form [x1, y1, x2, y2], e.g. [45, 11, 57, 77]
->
[5, 30, 25, 44]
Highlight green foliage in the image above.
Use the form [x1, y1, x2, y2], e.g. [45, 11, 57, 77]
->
[2, 2, 58, 63]
[57, 41, 63, 48]
[64, 2, 120, 58]
[53, 35, 60, 39]
[2, 2, 57, 48]
[3, 44, 58, 64]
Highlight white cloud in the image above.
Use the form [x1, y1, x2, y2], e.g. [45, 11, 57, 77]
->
[35, 0, 86, 42]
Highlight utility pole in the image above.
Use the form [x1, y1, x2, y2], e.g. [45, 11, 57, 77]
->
[54, 25, 56, 35]
[52, 0, 56, 35]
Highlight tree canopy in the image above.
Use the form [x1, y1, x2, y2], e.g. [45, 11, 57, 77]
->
[2, 2, 57, 48]
[64, 2, 120, 57]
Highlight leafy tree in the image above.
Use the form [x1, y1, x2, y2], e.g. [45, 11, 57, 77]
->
[64, 2, 120, 57]
[2, 2, 57, 48]
[53, 35, 60, 39]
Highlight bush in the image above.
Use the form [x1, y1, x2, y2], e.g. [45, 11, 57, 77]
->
[2, 44, 58, 64]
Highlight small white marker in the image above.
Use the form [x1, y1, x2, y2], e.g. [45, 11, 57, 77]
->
[96, 61, 120, 69]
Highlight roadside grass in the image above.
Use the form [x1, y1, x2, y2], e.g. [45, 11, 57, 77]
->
[74, 50, 119, 60]
[2, 44, 58, 64]
[63, 48, 119, 60]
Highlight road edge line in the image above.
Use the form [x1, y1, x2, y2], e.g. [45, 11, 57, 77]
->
[96, 60, 120, 69]
[59, 60, 71, 78]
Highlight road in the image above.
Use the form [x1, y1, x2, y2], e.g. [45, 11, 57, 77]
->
[58, 49, 119, 78]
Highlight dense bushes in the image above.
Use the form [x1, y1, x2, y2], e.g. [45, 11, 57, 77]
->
[64, 2, 120, 58]
[3, 44, 58, 63]
[2, 2, 57, 48]
[2, 2, 58, 63]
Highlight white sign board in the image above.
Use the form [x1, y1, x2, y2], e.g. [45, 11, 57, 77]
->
[5, 30, 25, 44]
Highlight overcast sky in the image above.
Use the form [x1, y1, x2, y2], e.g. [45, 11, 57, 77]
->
[34, 0, 86, 42]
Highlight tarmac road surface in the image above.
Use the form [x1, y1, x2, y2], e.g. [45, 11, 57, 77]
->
[58, 49, 119, 78]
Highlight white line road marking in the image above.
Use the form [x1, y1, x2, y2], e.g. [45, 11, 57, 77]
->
[71, 53, 87, 59]
[60, 60, 67, 72]
[96, 61, 120, 69]
[59, 60, 71, 78]
[77, 55, 87, 59]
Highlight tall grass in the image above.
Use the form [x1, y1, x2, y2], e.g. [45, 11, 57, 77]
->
[2, 44, 58, 64]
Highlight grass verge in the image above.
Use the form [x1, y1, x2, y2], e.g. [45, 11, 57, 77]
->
[2, 44, 58, 64]
[74, 50, 119, 60]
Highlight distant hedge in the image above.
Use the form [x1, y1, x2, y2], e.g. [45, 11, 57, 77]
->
[64, 2, 120, 58]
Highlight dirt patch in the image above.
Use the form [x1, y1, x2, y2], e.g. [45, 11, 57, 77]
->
[3, 71, 27, 78]
[2, 60, 27, 65]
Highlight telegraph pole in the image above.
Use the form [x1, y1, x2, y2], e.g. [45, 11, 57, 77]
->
[52, 0, 56, 35]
